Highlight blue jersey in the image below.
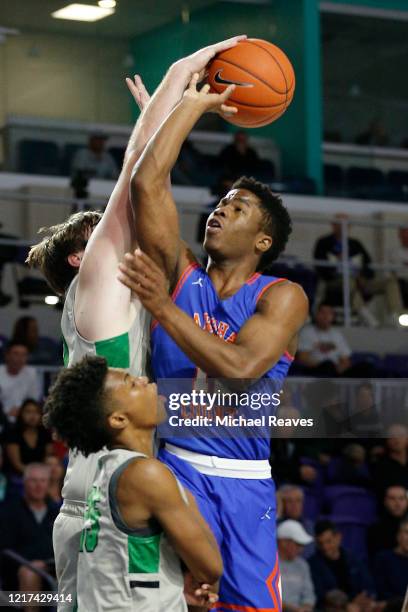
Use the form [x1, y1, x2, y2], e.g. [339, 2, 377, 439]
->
[152, 263, 294, 460]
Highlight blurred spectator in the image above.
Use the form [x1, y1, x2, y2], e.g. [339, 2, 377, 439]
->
[374, 519, 408, 599]
[327, 444, 372, 488]
[11, 316, 61, 365]
[44, 455, 64, 506]
[0, 463, 58, 592]
[277, 520, 316, 612]
[279, 484, 315, 558]
[4, 399, 53, 477]
[349, 383, 382, 440]
[372, 424, 408, 496]
[309, 520, 376, 605]
[71, 132, 118, 180]
[0, 446, 7, 502]
[270, 405, 305, 486]
[314, 215, 391, 327]
[0, 343, 41, 422]
[218, 131, 263, 179]
[196, 175, 235, 244]
[297, 304, 373, 378]
[355, 118, 389, 147]
[322, 589, 359, 612]
[367, 485, 408, 556]
[172, 139, 204, 186]
[386, 225, 408, 317]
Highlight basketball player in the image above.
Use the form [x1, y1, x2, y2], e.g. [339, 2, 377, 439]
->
[26, 37, 244, 610]
[44, 356, 222, 610]
[118, 74, 309, 610]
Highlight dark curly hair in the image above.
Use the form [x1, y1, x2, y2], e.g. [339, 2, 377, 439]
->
[44, 356, 111, 456]
[232, 176, 292, 270]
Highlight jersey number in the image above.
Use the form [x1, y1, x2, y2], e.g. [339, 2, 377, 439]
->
[79, 486, 101, 553]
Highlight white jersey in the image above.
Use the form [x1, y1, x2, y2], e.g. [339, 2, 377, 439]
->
[77, 448, 187, 612]
[60, 275, 150, 504]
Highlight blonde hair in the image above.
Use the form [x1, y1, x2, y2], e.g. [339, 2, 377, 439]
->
[26, 211, 102, 295]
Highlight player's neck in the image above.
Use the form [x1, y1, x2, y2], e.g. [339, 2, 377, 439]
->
[207, 258, 258, 297]
[110, 429, 154, 457]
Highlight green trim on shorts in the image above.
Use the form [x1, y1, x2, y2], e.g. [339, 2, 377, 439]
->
[128, 533, 161, 574]
[95, 332, 130, 368]
[62, 335, 69, 367]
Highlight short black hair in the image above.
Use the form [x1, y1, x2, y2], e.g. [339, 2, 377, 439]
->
[44, 356, 110, 456]
[232, 176, 292, 269]
[315, 520, 338, 537]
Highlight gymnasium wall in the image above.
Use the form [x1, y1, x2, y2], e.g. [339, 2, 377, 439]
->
[0, 31, 132, 161]
[129, 0, 323, 192]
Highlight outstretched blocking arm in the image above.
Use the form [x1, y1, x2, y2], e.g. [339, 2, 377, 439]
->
[75, 67, 202, 340]
[130, 38, 245, 282]
[118, 251, 309, 379]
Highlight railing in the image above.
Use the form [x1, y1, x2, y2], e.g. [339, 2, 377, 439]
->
[0, 188, 407, 326]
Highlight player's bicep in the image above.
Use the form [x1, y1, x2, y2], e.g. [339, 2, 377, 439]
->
[235, 283, 308, 375]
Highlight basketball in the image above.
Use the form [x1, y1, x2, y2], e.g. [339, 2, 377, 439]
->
[206, 38, 295, 128]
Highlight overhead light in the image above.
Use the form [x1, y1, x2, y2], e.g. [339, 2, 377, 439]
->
[398, 313, 408, 327]
[52, 3, 115, 22]
[45, 295, 59, 306]
[98, 0, 116, 7]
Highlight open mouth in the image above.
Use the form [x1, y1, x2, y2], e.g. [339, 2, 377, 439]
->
[207, 218, 222, 232]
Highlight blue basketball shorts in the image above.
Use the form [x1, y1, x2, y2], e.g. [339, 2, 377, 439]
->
[159, 448, 282, 611]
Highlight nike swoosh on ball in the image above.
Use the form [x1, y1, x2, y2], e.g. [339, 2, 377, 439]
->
[214, 70, 254, 88]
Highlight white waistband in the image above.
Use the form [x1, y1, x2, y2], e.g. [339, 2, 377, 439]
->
[60, 499, 87, 517]
[165, 443, 271, 479]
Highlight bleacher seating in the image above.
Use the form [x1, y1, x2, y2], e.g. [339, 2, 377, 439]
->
[60, 143, 82, 176]
[108, 146, 126, 171]
[18, 140, 60, 176]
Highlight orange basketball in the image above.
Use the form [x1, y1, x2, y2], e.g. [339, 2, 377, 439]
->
[206, 38, 295, 128]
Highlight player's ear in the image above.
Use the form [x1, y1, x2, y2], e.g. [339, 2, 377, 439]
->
[108, 411, 128, 431]
[67, 251, 84, 268]
[256, 234, 272, 254]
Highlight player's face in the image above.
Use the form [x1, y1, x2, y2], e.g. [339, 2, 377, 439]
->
[105, 369, 166, 428]
[204, 189, 271, 263]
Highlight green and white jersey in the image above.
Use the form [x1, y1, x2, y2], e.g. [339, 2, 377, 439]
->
[61, 275, 151, 505]
[77, 448, 187, 612]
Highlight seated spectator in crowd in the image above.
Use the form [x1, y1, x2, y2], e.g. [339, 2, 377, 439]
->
[368, 485, 408, 556]
[71, 132, 118, 181]
[349, 383, 382, 441]
[297, 303, 354, 377]
[355, 118, 389, 147]
[0, 399, 9, 444]
[278, 484, 315, 558]
[0, 463, 58, 592]
[322, 589, 360, 612]
[218, 131, 263, 179]
[0, 343, 41, 422]
[277, 520, 316, 612]
[372, 424, 408, 496]
[0, 446, 7, 503]
[309, 520, 376, 605]
[11, 316, 61, 365]
[44, 455, 64, 506]
[4, 399, 53, 478]
[386, 225, 408, 317]
[314, 215, 391, 327]
[374, 519, 408, 599]
[326, 444, 372, 488]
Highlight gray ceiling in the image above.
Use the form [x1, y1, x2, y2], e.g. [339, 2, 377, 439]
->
[0, 0, 217, 39]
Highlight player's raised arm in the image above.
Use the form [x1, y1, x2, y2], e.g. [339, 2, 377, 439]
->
[119, 250, 309, 379]
[118, 457, 223, 585]
[130, 60, 242, 283]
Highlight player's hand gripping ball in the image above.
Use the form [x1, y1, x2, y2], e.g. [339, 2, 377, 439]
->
[206, 38, 295, 128]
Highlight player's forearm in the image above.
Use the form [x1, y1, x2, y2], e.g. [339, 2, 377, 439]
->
[132, 97, 203, 191]
[156, 301, 261, 379]
[125, 63, 190, 162]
